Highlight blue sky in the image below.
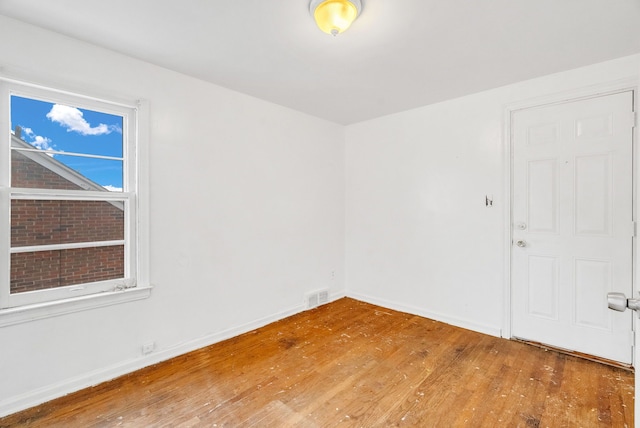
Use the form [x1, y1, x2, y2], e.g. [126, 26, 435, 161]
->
[11, 95, 124, 191]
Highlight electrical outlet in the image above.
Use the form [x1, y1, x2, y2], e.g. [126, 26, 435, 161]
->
[142, 342, 155, 355]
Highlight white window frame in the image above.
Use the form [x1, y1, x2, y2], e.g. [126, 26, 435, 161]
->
[0, 76, 150, 327]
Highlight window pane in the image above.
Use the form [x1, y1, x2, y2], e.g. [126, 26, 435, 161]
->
[11, 95, 123, 158]
[11, 149, 123, 192]
[11, 200, 124, 247]
[10, 246, 125, 294]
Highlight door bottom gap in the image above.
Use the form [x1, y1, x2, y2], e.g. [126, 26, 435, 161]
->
[512, 337, 634, 372]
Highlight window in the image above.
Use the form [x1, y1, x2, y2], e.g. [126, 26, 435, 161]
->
[0, 78, 149, 318]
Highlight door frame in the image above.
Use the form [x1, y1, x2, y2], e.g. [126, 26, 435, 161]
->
[502, 77, 638, 345]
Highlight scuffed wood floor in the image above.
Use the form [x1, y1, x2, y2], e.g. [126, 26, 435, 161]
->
[0, 298, 633, 427]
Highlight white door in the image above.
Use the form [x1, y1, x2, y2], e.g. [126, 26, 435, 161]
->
[511, 91, 635, 364]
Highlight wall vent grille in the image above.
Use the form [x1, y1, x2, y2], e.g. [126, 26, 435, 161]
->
[305, 289, 329, 309]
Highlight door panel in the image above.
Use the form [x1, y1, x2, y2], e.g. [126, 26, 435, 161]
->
[512, 91, 634, 364]
[575, 154, 611, 235]
[574, 258, 611, 329]
[527, 255, 558, 319]
[527, 159, 558, 233]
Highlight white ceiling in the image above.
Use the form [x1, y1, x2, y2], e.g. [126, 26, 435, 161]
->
[1, 0, 639, 124]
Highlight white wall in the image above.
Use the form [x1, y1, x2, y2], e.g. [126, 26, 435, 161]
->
[0, 16, 345, 416]
[345, 54, 640, 336]
[1, 12, 639, 419]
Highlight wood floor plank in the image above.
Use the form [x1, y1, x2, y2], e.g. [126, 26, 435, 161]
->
[0, 297, 633, 427]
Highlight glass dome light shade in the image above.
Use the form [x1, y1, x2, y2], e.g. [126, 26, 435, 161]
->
[311, 0, 361, 36]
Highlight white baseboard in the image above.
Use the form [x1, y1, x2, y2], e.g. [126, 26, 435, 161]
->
[328, 289, 347, 302]
[347, 291, 502, 338]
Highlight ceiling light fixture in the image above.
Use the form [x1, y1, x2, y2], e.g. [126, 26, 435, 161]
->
[309, 0, 362, 36]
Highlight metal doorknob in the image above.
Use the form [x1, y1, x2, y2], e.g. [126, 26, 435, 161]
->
[607, 292, 640, 312]
[608, 292, 628, 312]
[515, 240, 527, 247]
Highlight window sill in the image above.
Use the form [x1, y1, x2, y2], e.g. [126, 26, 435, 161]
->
[0, 285, 152, 328]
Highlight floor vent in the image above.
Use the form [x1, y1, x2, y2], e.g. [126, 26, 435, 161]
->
[305, 289, 330, 309]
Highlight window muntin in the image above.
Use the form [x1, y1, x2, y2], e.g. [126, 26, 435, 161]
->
[1, 81, 138, 309]
[11, 150, 124, 192]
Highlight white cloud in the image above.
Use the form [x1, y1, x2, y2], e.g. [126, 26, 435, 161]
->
[19, 126, 54, 152]
[103, 185, 123, 192]
[32, 136, 53, 151]
[46, 104, 120, 136]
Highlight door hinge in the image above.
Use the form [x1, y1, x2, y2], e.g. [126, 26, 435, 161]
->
[633, 221, 638, 237]
[633, 111, 638, 128]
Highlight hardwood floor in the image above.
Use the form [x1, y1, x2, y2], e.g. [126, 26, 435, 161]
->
[0, 298, 634, 427]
